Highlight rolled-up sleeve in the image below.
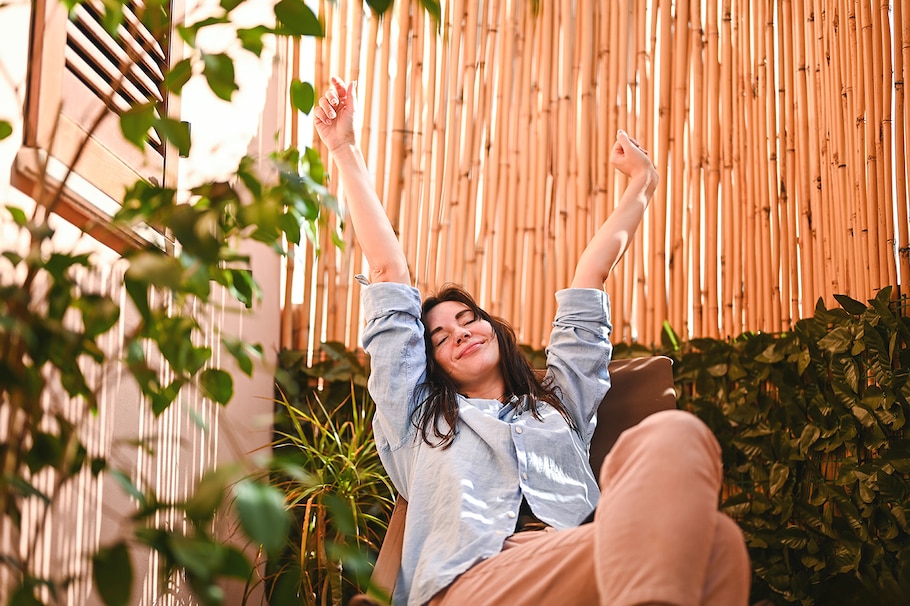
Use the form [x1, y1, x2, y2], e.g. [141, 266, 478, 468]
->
[361, 282, 427, 452]
[545, 288, 613, 442]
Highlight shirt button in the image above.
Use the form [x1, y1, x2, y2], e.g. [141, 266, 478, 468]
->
[515, 427, 523, 434]
[496, 530, 504, 535]
[522, 472, 528, 480]
[507, 511, 516, 519]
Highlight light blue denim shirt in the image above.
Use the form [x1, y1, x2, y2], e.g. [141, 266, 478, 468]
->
[361, 282, 613, 606]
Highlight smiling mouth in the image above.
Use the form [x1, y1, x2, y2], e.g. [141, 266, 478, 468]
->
[459, 341, 483, 359]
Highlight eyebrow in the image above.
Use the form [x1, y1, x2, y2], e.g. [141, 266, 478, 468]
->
[429, 308, 474, 338]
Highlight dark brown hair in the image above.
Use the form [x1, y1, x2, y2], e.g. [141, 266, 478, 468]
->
[415, 284, 575, 448]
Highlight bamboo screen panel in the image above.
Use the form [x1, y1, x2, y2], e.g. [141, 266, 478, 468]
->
[284, 0, 909, 351]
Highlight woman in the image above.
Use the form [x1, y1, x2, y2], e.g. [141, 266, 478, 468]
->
[314, 76, 750, 606]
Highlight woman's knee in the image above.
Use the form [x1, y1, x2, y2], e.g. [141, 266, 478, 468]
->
[636, 409, 719, 453]
[601, 409, 723, 487]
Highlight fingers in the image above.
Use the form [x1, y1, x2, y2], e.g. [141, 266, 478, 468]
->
[617, 129, 647, 154]
[316, 77, 350, 126]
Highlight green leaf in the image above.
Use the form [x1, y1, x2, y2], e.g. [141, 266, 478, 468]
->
[184, 466, 237, 522]
[797, 424, 821, 454]
[168, 534, 221, 578]
[202, 52, 238, 101]
[274, 0, 323, 37]
[222, 336, 262, 376]
[153, 118, 192, 157]
[163, 58, 193, 95]
[76, 294, 120, 338]
[0, 120, 13, 140]
[9, 584, 43, 606]
[110, 469, 149, 510]
[237, 26, 269, 56]
[834, 293, 867, 316]
[366, 0, 393, 14]
[289, 79, 315, 114]
[199, 368, 233, 405]
[218, 546, 252, 580]
[818, 326, 853, 354]
[768, 462, 790, 498]
[233, 479, 290, 556]
[5, 204, 28, 226]
[227, 269, 260, 308]
[278, 211, 301, 245]
[120, 103, 156, 150]
[125, 252, 184, 290]
[419, 0, 442, 27]
[99, 0, 124, 34]
[220, 0, 244, 11]
[93, 542, 133, 606]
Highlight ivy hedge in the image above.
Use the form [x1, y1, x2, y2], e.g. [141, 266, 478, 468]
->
[278, 287, 910, 605]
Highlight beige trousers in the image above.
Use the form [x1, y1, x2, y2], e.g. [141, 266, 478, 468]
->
[428, 410, 751, 606]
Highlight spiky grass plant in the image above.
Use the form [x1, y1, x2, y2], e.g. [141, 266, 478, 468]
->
[262, 385, 394, 605]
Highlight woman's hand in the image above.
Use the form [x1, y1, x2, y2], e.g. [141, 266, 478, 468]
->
[314, 76, 357, 152]
[610, 129, 657, 185]
[570, 130, 658, 288]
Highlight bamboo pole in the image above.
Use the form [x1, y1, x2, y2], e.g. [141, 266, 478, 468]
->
[282, 34, 300, 351]
[496, 0, 520, 321]
[529, 6, 553, 347]
[479, 0, 501, 304]
[454, 0, 479, 293]
[780, 0, 797, 327]
[330, 0, 351, 344]
[604, 1, 621, 331]
[878, 0, 896, 293]
[632, 0, 649, 340]
[813, 0, 837, 299]
[721, 0, 735, 335]
[404, 7, 424, 283]
[608, 1, 624, 339]
[668, 0, 689, 336]
[764, 1, 782, 332]
[577, 0, 595, 267]
[894, 0, 910, 293]
[792, 0, 816, 316]
[429, 2, 452, 290]
[842, 0, 861, 297]
[704, 1, 721, 338]
[859, 0, 882, 296]
[386, 0, 412, 253]
[508, 2, 535, 334]
[806, 0, 829, 303]
[652, 0, 672, 342]
[419, 10, 439, 288]
[689, 1, 704, 340]
[733, 2, 765, 330]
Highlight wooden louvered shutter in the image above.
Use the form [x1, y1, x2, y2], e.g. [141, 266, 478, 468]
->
[16, 0, 180, 251]
[63, 0, 171, 178]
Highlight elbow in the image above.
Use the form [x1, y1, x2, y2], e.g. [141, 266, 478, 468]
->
[369, 261, 411, 284]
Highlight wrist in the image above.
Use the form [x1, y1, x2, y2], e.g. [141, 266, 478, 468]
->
[329, 140, 359, 156]
[630, 168, 659, 195]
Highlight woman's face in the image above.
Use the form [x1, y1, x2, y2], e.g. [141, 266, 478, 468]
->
[424, 300, 504, 398]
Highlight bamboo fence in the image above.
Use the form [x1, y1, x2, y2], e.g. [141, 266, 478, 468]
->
[284, 0, 910, 353]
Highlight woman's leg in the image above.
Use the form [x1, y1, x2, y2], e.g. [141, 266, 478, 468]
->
[594, 409, 749, 605]
[428, 410, 750, 606]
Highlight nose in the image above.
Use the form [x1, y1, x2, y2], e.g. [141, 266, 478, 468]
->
[456, 327, 471, 344]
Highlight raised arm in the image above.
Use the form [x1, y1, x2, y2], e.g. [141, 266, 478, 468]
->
[571, 130, 659, 289]
[313, 77, 410, 284]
